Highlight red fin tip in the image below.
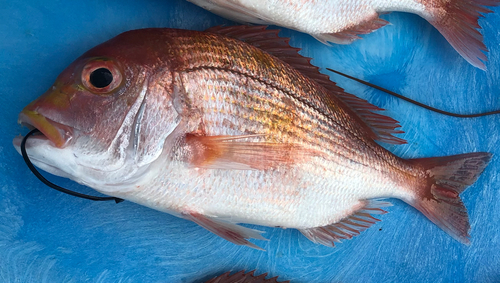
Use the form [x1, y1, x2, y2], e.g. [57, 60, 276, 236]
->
[425, 0, 500, 69]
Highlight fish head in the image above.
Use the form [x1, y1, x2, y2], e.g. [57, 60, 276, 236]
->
[13, 29, 182, 192]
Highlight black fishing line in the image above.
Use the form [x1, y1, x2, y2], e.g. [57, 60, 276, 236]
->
[327, 68, 500, 118]
[21, 128, 124, 203]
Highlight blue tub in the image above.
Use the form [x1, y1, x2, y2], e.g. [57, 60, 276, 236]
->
[1, 0, 499, 282]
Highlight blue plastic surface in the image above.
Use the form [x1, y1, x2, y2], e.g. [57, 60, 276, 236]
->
[1, 0, 499, 282]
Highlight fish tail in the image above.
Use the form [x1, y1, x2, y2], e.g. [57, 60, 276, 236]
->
[408, 152, 492, 243]
[424, 0, 499, 69]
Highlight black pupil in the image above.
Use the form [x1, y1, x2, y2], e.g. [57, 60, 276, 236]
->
[89, 68, 113, 88]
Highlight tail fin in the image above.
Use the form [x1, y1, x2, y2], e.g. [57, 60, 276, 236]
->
[409, 152, 492, 244]
[425, 0, 499, 69]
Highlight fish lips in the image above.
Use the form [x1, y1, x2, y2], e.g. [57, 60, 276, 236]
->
[14, 105, 81, 179]
[17, 109, 73, 148]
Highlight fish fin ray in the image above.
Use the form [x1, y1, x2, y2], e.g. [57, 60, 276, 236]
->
[185, 212, 267, 250]
[299, 199, 390, 247]
[314, 16, 390, 44]
[185, 134, 313, 170]
[424, 0, 499, 69]
[408, 152, 492, 244]
[206, 25, 406, 144]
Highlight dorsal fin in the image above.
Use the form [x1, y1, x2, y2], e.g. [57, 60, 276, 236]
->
[206, 25, 406, 144]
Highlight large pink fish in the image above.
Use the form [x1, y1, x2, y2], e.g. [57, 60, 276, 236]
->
[188, 0, 500, 69]
[14, 26, 491, 249]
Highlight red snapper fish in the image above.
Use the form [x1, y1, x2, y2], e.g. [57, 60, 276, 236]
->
[187, 0, 500, 69]
[13, 26, 491, 249]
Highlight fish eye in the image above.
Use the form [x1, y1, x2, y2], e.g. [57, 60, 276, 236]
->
[89, 68, 113, 88]
[81, 59, 123, 94]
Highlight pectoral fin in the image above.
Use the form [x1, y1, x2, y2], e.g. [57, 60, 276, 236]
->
[185, 134, 313, 170]
[184, 212, 267, 250]
[299, 199, 392, 247]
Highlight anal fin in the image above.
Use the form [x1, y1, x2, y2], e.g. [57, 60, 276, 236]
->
[299, 199, 392, 247]
[315, 16, 390, 44]
[185, 212, 267, 250]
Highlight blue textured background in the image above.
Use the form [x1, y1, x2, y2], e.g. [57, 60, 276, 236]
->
[1, 0, 499, 282]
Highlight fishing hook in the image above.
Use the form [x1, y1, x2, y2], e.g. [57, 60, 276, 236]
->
[21, 128, 124, 203]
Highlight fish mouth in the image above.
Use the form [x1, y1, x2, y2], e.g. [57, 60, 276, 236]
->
[18, 110, 73, 148]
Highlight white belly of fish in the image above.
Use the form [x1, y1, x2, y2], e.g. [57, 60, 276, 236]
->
[188, 0, 429, 35]
[113, 155, 412, 229]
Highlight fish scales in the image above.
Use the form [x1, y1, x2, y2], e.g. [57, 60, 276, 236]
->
[14, 28, 491, 248]
[180, 68, 383, 174]
[168, 32, 411, 175]
[114, 31, 419, 228]
[171, 35, 355, 147]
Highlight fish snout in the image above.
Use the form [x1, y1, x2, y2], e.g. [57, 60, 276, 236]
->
[18, 81, 77, 148]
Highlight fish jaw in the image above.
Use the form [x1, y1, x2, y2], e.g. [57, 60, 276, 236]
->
[12, 128, 150, 194]
[18, 110, 73, 148]
[12, 134, 78, 180]
[14, 105, 81, 181]
[14, 83, 140, 191]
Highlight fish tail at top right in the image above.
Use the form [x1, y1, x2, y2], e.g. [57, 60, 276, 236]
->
[421, 0, 500, 70]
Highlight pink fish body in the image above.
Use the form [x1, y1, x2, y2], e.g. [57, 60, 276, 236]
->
[14, 26, 491, 249]
[188, 0, 500, 69]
